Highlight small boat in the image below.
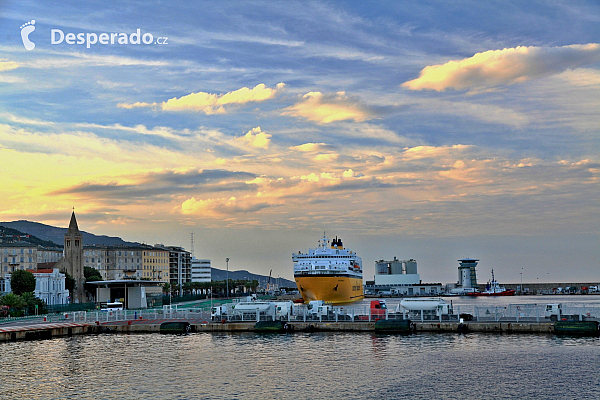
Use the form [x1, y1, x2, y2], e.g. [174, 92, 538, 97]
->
[466, 269, 516, 296]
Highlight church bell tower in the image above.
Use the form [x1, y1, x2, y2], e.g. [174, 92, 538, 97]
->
[64, 211, 85, 303]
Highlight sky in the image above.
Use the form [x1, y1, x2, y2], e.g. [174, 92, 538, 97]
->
[1, 1, 599, 284]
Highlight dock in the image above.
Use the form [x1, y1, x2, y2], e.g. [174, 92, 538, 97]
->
[0, 319, 570, 342]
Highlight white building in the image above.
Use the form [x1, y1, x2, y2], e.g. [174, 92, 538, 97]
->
[191, 258, 211, 283]
[33, 268, 70, 305]
[374, 257, 420, 286]
[3, 268, 70, 305]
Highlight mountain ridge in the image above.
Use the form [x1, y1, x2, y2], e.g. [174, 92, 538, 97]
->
[0, 220, 140, 247]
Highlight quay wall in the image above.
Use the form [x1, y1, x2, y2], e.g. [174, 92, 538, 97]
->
[416, 322, 555, 334]
[0, 320, 573, 342]
[0, 325, 96, 342]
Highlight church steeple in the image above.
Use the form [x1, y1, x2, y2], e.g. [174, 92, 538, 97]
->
[67, 210, 79, 234]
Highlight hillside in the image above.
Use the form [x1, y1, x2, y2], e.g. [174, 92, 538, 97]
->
[0, 225, 60, 248]
[0, 220, 139, 247]
[211, 268, 295, 288]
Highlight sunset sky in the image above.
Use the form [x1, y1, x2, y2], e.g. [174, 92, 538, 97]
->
[1, 1, 599, 284]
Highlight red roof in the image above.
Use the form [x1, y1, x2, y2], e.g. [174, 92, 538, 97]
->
[34, 269, 54, 274]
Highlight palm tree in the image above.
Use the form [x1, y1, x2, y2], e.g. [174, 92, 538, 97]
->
[0, 293, 26, 316]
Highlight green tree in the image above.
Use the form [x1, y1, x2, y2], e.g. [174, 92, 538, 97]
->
[84, 266, 103, 298]
[21, 292, 48, 315]
[10, 270, 36, 296]
[84, 266, 102, 280]
[0, 293, 26, 316]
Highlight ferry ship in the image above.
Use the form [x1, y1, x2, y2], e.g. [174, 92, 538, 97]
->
[292, 234, 363, 305]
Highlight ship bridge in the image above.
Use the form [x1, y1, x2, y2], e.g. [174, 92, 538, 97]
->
[292, 234, 362, 277]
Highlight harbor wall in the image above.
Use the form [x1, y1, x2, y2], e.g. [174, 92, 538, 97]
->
[0, 320, 582, 342]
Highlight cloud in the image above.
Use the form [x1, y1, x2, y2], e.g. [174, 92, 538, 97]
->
[402, 43, 600, 91]
[402, 145, 473, 160]
[313, 153, 339, 163]
[282, 91, 375, 124]
[180, 196, 272, 217]
[0, 61, 19, 72]
[289, 143, 329, 152]
[50, 169, 258, 201]
[116, 102, 156, 110]
[118, 83, 285, 114]
[236, 127, 271, 150]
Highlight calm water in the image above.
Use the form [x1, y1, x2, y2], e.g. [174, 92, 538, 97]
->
[2, 296, 600, 399]
[1, 330, 600, 399]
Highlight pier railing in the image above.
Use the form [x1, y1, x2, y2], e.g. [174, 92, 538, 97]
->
[36, 302, 600, 325]
[45, 308, 211, 324]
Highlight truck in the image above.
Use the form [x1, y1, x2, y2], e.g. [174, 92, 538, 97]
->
[232, 301, 275, 319]
[400, 298, 452, 320]
[307, 300, 331, 317]
[370, 300, 387, 318]
[274, 301, 294, 319]
[545, 303, 563, 320]
[211, 305, 229, 320]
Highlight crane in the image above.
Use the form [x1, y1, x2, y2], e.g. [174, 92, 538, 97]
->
[267, 269, 272, 293]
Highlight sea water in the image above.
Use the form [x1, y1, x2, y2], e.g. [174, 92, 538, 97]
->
[2, 296, 600, 399]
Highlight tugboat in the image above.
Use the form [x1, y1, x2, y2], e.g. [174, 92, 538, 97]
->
[467, 269, 516, 296]
[292, 233, 363, 305]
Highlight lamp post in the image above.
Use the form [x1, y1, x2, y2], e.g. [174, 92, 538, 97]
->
[226, 258, 229, 299]
[520, 268, 523, 295]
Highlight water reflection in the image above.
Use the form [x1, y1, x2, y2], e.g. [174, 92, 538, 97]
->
[1, 331, 600, 399]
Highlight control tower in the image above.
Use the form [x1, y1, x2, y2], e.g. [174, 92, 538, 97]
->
[457, 258, 478, 290]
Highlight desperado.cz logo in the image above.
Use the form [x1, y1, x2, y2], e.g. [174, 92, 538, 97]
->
[20, 20, 36, 50]
[19, 20, 167, 50]
[52, 28, 168, 48]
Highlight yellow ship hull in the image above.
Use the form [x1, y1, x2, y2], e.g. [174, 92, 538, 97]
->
[294, 275, 364, 305]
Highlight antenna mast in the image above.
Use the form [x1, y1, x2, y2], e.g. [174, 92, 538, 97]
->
[190, 232, 195, 258]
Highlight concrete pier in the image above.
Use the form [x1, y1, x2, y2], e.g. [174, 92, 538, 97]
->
[0, 319, 576, 342]
[0, 322, 97, 342]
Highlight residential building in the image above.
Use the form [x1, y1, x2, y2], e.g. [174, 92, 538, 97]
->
[191, 258, 211, 283]
[142, 248, 169, 282]
[84, 245, 168, 282]
[165, 246, 191, 291]
[0, 242, 39, 274]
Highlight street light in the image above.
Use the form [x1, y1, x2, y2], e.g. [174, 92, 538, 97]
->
[226, 258, 229, 299]
[520, 268, 523, 295]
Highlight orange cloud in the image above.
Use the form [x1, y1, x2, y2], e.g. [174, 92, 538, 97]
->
[283, 91, 374, 124]
[289, 142, 328, 152]
[118, 83, 285, 114]
[236, 127, 271, 150]
[403, 43, 600, 91]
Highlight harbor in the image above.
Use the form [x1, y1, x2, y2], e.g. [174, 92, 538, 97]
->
[3, 295, 600, 342]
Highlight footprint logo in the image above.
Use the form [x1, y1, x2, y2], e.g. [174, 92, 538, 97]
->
[20, 20, 36, 50]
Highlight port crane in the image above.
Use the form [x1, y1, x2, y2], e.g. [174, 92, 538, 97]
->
[267, 269, 272, 292]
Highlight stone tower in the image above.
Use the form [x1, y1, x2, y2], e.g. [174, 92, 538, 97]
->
[64, 211, 85, 303]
